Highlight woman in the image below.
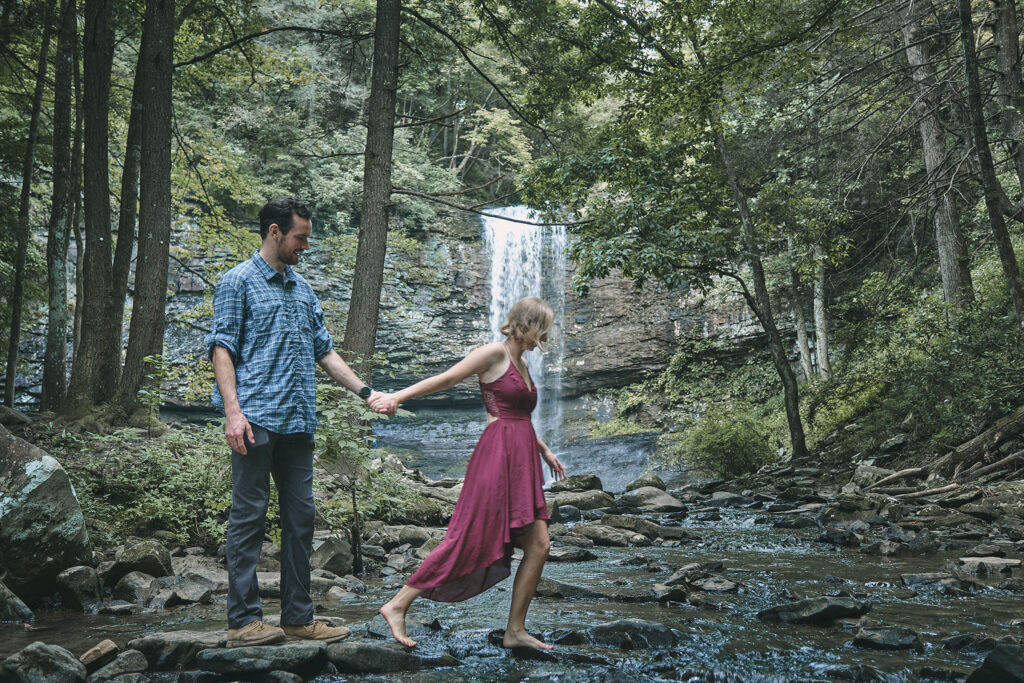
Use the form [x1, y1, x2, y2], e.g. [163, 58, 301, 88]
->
[370, 296, 567, 651]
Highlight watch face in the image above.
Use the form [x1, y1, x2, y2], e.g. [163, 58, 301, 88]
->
[359, 386, 372, 399]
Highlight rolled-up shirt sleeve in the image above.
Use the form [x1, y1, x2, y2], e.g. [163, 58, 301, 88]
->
[312, 296, 333, 360]
[205, 276, 243, 362]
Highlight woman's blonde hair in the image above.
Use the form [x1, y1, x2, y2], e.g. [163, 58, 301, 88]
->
[501, 296, 554, 348]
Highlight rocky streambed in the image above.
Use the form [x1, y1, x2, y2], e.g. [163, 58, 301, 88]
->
[3, 450, 1024, 682]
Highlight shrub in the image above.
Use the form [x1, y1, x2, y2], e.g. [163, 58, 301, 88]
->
[661, 404, 775, 478]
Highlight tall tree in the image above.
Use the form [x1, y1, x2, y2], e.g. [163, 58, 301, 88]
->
[991, 0, 1024, 195]
[957, 0, 1024, 335]
[117, 0, 175, 410]
[68, 0, 119, 408]
[812, 245, 832, 379]
[342, 0, 400, 381]
[786, 237, 814, 381]
[901, 8, 974, 305]
[42, 0, 77, 411]
[5, 0, 53, 407]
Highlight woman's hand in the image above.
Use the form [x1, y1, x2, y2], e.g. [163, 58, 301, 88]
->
[370, 392, 398, 416]
[540, 445, 566, 481]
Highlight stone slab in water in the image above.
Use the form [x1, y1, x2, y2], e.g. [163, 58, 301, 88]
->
[573, 523, 650, 547]
[549, 489, 616, 511]
[943, 634, 1020, 657]
[547, 546, 597, 562]
[196, 641, 327, 676]
[853, 626, 923, 651]
[617, 486, 686, 512]
[966, 643, 1024, 682]
[757, 597, 871, 624]
[126, 630, 226, 670]
[535, 577, 607, 600]
[327, 640, 460, 673]
[901, 572, 954, 587]
[1, 641, 87, 682]
[587, 619, 679, 649]
[88, 649, 148, 682]
[0, 580, 33, 622]
[548, 473, 603, 493]
[366, 614, 443, 639]
[959, 556, 1022, 573]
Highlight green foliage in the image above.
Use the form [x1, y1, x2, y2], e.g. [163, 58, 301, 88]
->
[136, 354, 171, 438]
[587, 416, 651, 439]
[316, 468, 416, 530]
[660, 403, 775, 478]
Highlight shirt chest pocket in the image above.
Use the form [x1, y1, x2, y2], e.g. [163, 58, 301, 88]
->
[293, 299, 314, 334]
[246, 296, 284, 339]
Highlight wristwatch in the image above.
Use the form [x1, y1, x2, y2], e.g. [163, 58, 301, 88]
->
[358, 385, 373, 399]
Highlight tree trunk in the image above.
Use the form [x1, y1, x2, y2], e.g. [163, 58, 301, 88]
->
[68, 0, 119, 408]
[958, 0, 1024, 336]
[112, 55, 146, 333]
[786, 237, 814, 381]
[341, 0, 400, 382]
[71, 31, 84, 374]
[5, 1, 53, 407]
[117, 0, 175, 412]
[716, 131, 808, 459]
[992, 0, 1024, 194]
[42, 0, 77, 412]
[813, 245, 832, 379]
[901, 12, 974, 305]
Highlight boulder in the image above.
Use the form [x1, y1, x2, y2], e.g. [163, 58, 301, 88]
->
[961, 504, 1001, 522]
[625, 474, 666, 491]
[125, 630, 226, 670]
[547, 547, 597, 562]
[196, 642, 327, 677]
[397, 526, 432, 548]
[704, 491, 753, 508]
[901, 572, 954, 588]
[772, 516, 818, 530]
[149, 576, 212, 606]
[851, 465, 895, 488]
[652, 583, 689, 602]
[1, 641, 87, 682]
[111, 540, 172, 583]
[959, 557, 1022, 574]
[587, 619, 678, 649]
[757, 597, 871, 624]
[943, 634, 1020, 657]
[853, 626, 923, 651]
[112, 572, 155, 604]
[0, 404, 31, 425]
[307, 540, 352, 577]
[87, 649, 148, 682]
[550, 489, 616, 511]
[535, 578, 607, 600]
[966, 643, 1024, 682]
[573, 523, 650, 547]
[617, 487, 686, 512]
[547, 474, 603, 493]
[327, 640, 460, 673]
[0, 579, 33, 622]
[179, 566, 229, 593]
[0, 426, 92, 602]
[818, 527, 861, 547]
[79, 639, 118, 673]
[56, 566, 103, 612]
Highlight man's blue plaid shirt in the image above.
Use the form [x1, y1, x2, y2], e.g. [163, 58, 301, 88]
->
[205, 250, 333, 434]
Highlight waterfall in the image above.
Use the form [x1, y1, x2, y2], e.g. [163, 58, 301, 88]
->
[482, 206, 567, 451]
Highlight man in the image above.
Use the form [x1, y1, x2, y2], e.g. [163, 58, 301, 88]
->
[205, 196, 384, 648]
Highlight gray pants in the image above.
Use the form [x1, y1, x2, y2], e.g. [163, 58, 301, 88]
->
[226, 427, 315, 629]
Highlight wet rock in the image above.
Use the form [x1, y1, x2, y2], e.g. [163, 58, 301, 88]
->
[966, 543, 1007, 557]
[1, 641, 87, 682]
[548, 474, 603, 492]
[87, 649, 148, 682]
[556, 533, 595, 548]
[327, 640, 460, 673]
[551, 489, 616, 511]
[999, 578, 1024, 592]
[126, 630, 226, 670]
[112, 572, 155, 604]
[852, 465, 895, 488]
[853, 625, 923, 651]
[965, 643, 1024, 682]
[196, 642, 327, 677]
[0, 426, 93, 602]
[79, 640, 118, 673]
[705, 491, 753, 508]
[625, 474, 666, 491]
[772, 515, 818, 529]
[859, 540, 909, 556]
[310, 536, 353, 577]
[535, 577, 607, 600]
[818, 527, 861, 547]
[548, 546, 598, 562]
[959, 556, 1022, 574]
[180, 566, 229, 593]
[98, 601, 135, 615]
[587, 619, 678, 649]
[961, 503, 1000, 522]
[56, 566, 102, 612]
[943, 634, 1020, 657]
[693, 511, 721, 522]
[554, 504, 583, 522]
[0, 579, 33, 622]
[111, 540, 172, 583]
[361, 544, 386, 560]
[366, 614, 442, 639]
[652, 583, 689, 602]
[757, 597, 871, 624]
[398, 526, 432, 548]
[549, 629, 589, 646]
[617, 487, 686, 512]
[574, 523, 651, 547]
[901, 572, 954, 588]
[689, 577, 737, 592]
[149, 576, 212, 606]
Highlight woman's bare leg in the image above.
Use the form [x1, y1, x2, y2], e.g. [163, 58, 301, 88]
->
[381, 584, 424, 647]
[503, 521, 553, 650]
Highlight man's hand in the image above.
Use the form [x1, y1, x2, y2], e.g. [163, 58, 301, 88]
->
[225, 411, 254, 454]
[369, 391, 398, 416]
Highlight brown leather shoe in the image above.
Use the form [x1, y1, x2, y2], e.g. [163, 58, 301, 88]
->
[227, 620, 287, 648]
[281, 621, 351, 643]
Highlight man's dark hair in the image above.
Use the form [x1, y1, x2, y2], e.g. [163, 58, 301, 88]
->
[259, 196, 311, 239]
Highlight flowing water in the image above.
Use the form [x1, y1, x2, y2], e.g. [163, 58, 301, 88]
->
[4, 508, 1021, 681]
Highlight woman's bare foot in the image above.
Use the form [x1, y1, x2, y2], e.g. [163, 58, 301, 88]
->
[380, 602, 417, 647]
[502, 628, 553, 651]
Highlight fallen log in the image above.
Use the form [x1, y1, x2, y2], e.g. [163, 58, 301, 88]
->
[963, 450, 1024, 482]
[872, 486, 922, 495]
[932, 406, 1024, 476]
[896, 483, 959, 500]
[867, 467, 928, 490]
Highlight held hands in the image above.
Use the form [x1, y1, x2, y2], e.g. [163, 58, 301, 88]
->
[541, 445, 567, 482]
[368, 391, 398, 416]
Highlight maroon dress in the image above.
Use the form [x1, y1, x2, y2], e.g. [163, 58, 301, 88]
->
[404, 351, 550, 601]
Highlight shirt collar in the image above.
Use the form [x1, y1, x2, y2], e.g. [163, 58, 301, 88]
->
[252, 250, 296, 286]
